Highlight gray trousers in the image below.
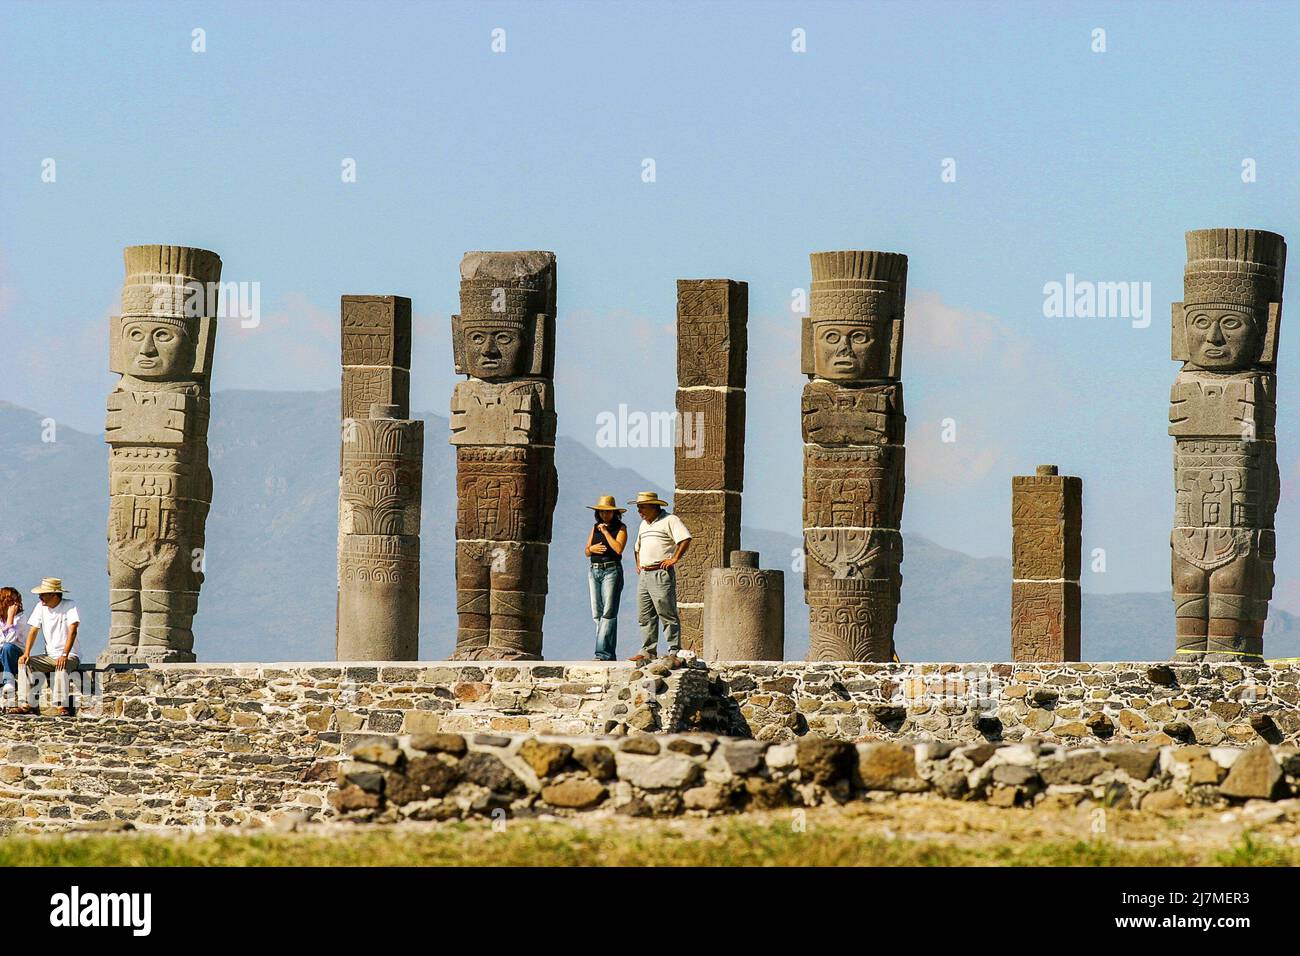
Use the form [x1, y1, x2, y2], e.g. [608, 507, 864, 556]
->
[16, 655, 80, 707]
[637, 568, 680, 656]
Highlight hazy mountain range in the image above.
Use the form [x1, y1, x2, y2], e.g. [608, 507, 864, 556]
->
[1, 391, 1296, 663]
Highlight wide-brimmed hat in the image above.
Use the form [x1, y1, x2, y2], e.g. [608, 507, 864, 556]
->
[586, 495, 627, 514]
[627, 491, 670, 508]
[31, 577, 67, 595]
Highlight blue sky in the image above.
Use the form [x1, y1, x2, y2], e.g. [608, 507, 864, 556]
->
[1, 0, 1297, 599]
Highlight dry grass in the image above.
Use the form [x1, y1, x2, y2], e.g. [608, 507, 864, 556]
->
[5, 797, 1300, 866]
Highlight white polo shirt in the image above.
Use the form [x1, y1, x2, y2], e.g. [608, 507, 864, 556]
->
[635, 511, 692, 565]
[27, 598, 81, 659]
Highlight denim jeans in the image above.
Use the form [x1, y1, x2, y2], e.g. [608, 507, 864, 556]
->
[589, 562, 624, 660]
[637, 567, 680, 657]
[0, 643, 19, 677]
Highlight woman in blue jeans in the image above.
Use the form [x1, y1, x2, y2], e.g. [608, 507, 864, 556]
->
[584, 495, 628, 661]
[0, 587, 24, 709]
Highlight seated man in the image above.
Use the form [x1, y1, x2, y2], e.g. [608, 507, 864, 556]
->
[13, 577, 81, 717]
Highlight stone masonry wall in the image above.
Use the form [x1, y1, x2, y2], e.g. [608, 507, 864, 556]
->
[335, 731, 1300, 822]
[693, 661, 1300, 747]
[1, 658, 1296, 832]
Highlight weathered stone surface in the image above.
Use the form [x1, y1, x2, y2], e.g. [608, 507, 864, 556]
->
[518, 739, 573, 778]
[856, 742, 926, 792]
[721, 739, 768, 774]
[409, 733, 467, 756]
[802, 251, 907, 663]
[674, 279, 748, 653]
[541, 779, 607, 809]
[332, 785, 380, 813]
[352, 742, 402, 768]
[797, 736, 857, 785]
[1170, 229, 1287, 662]
[1040, 752, 1109, 786]
[619, 737, 661, 755]
[1011, 466, 1082, 663]
[451, 251, 558, 660]
[1105, 747, 1161, 781]
[621, 755, 699, 790]
[1220, 744, 1284, 800]
[460, 752, 525, 794]
[704, 551, 784, 662]
[385, 756, 459, 804]
[683, 783, 731, 812]
[573, 745, 617, 780]
[102, 245, 224, 665]
[336, 295, 422, 663]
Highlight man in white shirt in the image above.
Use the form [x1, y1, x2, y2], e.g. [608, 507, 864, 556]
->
[14, 577, 81, 716]
[628, 492, 692, 662]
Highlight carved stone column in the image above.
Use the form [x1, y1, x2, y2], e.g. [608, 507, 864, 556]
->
[450, 252, 558, 660]
[337, 404, 423, 660]
[336, 295, 417, 660]
[102, 245, 222, 665]
[1171, 228, 1287, 662]
[801, 250, 907, 662]
[1011, 465, 1082, 662]
[673, 279, 747, 653]
[704, 551, 784, 661]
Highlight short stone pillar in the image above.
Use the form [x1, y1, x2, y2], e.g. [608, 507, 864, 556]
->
[704, 551, 784, 661]
[1011, 465, 1081, 662]
[337, 403, 423, 660]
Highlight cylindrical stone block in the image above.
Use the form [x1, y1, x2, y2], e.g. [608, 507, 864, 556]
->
[704, 552, 784, 661]
[337, 534, 420, 661]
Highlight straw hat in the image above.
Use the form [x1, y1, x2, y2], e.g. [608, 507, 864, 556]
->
[627, 491, 670, 508]
[31, 577, 67, 595]
[586, 495, 627, 514]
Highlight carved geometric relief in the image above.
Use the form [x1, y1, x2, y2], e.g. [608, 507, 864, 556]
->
[454, 445, 556, 543]
[801, 380, 903, 445]
[1011, 581, 1080, 662]
[677, 279, 747, 389]
[672, 494, 741, 605]
[450, 379, 556, 446]
[674, 387, 745, 492]
[803, 445, 904, 531]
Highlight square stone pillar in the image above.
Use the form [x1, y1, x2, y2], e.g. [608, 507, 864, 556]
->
[673, 279, 747, 653]
[341, 295, 412, 422]
[1011, 464, 1082, 662]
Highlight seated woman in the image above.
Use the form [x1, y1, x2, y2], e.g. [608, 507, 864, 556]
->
[0, 586, 24, 710]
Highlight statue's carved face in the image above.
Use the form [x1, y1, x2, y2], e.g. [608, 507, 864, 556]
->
[814, 323, 883, 381]
[123, 320, 194, 379]
[1185, 306, 1260, 370]
[464, 326, 527, 378]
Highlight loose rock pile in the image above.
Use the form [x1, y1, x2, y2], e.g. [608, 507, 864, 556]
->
[333, 731, 1300, 821]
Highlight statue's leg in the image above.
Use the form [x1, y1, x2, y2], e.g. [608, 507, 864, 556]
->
[1172, 554, 1209, 660]
[452, 541, 490, 659]
[107, 553, 142, 652]
[1207, 554, 1266, 662]
[138, 548, 198, 660]
[488, 542, 545, 661]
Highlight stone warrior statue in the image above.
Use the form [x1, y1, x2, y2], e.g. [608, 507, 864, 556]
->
[102, 245, 222, 664]
[801, 250, 907, 662]
[450, 252, 558, 660]
[1171, 228, 1287, 662]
